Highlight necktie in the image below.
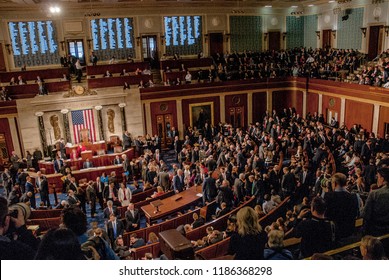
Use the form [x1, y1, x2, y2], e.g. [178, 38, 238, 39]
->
[113, 221, 117, 238]
[123, 190, 127, 200]
[251, 182, 255, 195]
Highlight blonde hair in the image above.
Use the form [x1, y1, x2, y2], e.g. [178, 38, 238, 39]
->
[236, 207, 262, 236]
[267, 229, 285, 249]
[148, 232, 159, 243]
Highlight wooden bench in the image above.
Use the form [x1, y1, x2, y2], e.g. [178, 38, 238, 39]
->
[86, 62, 150, 76]
[185, 196, 256, 242]
[129, 242, 161, 260]
[0, 67, 69, 84]
[87, 75, 152, 89]
[26, 217, 61, 233]
[160, 58, 213, 71]
[29, 209, 62, 220]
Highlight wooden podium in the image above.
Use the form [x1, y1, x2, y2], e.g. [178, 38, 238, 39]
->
[81, 150, 93, 161]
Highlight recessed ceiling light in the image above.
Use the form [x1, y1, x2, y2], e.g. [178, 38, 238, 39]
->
[291, 6, 298, 8]
[329, 0, 335, 3]
[308, 4, 314, 7]
[265, 5, 272, 8]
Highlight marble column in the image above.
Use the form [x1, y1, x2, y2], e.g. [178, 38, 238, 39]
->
[35, 111, 48, 157]
[61, 109, 71, 144]
[95, 106, 105, 141]
[119, 103, 127, 133]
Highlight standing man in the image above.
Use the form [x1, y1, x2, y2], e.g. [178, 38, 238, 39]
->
[125, 203, 140, 232]
[36, 171, 51, 207]
[172, 169, 185, 193]
[107, 213, 124, 247]
[362, 167, 389, 236]
[25, 176, 36, 209]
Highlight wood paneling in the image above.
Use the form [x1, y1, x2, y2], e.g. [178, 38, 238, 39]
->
[150, 101, 178, 136]
[252, 92, 267, 123]
[378, 106, 389, 137]
[307, 91, 319, 116]
[0, 118, 14, 159]
[225, 94, 248, 127]
[273, 90, 303, 115]
[345, 100, 373, 132]
[322, 95, 341, 123]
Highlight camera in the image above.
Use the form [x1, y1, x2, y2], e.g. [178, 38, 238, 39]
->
[8, 203, 31, 222]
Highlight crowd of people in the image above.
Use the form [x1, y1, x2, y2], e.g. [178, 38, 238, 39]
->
[1, 104, 389, 260]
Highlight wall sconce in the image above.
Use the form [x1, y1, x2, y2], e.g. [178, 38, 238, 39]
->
[264, 33, 268, 41]
[94, 105, 102, 111]
[331, 30, 336, 39]
[282, 32, 287, 41]
[87, 39, 92, 49]
[118, 103, 126, 108]
[5, 44, 12, 54]
[315, 31, 321, 40]
[385, 26, 389, 37]
[160, 35, 165, 45]
[60, 109, 69, 114]
[204, 34, 208, 43]
[225, 33, 231, 43]
[60, 41, 65, 51]
[136, 37, 141, 47]
[35, 111, 44, 117]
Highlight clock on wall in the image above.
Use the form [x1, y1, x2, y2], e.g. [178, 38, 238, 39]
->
[74, 85, 85, 95]
[329, 98, 335, 108]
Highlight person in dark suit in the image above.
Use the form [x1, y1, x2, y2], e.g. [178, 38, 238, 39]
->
[157, 167, 171, 191]
[113, 155, 122, 165]
[281, 167, 296, 198]
[107, 213, 124, 247]
[103, 200, 118, 220]
[7, 183, 21, 206]
[67, 189, 80, 207]
[25, 176, 36, 209]
[53, 156, 64, 174]
[124, 203, 140, 232]
[172, 169, 185, 193]
[191, 212, 205, 229]
[129, 233, 146, 249]
[173, 136, 182, 160]
[202, 171, 217, 205]
[36, 171, 51, 207]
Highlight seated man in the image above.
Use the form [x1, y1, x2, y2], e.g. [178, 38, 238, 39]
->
[83, 158, 93, 169]
[129, 233, 145, 249]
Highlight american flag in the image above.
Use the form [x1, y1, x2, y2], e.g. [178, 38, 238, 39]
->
[71, 109, 96, 143]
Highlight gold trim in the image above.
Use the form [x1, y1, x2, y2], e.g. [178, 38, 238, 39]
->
[189, 101, 214, 128]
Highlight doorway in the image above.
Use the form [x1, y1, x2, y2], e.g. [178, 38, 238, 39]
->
[368, 25, 383, 61]
[67, 39, 86, 65]
[156, 114, 174, 149]
[209, 33, 224, 57]
[327, 109, 338, 124]
[0, 133, 9, 167]
[229, 107, 244, 128]
[142, 35, 158, 68]
[268, 32, 281, 51]
[322, 29, 332, 49]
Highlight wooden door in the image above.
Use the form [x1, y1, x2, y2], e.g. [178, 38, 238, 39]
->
[156, 114, 173, 148]
[0, 133, 9, 168]
[268, 32, 281, 51]
[228, 107, 244, 128]
[141, 35, 158, 68]
[322, 29, 332, 49]
[209, 33, 224, 57]
[0, 43, 6, 71]
[368, 25, 383, 61]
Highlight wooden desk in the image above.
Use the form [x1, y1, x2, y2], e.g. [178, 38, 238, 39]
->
[141, 187, 202, 225]
[29, 164, 125, 193]
[39, 148, 134, 174]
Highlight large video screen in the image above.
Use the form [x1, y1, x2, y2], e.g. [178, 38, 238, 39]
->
[164, 15, 203, 55]
[90, 17, 135, 60]
[8, 20, 60, 67]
